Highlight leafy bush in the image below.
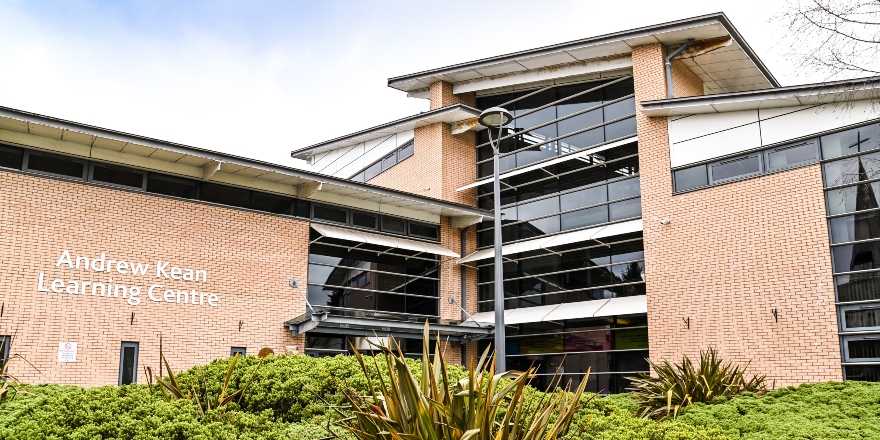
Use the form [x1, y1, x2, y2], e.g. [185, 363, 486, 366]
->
[628, 348, 766, 420]
[675, 381, 880, 439]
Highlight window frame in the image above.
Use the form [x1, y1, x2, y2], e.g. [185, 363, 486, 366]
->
[230, 347, 247, 357]
[408, 221, 440, 240]
[88, 162, 148, 191]
[842, 333, 880, 362]
[763, 139, 820, 172]
[708, 152, 764, 185]
[311, 203, 349, 225]
[0, 335, 11, 367]
[839, 303, 880, 332]
[118, 341, 139, 386]
[23, 150, 88, 180]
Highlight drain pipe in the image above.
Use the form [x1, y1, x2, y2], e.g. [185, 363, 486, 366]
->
[665, 38, 695, 98]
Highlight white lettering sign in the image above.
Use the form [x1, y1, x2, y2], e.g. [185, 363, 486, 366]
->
[58, 342, 77, 362]
[37, 250, 220, 307]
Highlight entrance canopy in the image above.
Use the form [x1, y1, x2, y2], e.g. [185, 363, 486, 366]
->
[458, 219, 642, 264]
[286, 309, 494, 345]
[311, 223, 459, 258]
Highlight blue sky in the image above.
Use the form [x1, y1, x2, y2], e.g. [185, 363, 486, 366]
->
[0, 1, 808, 166]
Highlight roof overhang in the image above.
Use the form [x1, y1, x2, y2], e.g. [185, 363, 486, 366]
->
[311, 223, 459, 258]
[285, 309, 494, 345]
[388, 13, 778, 96]
[641, 76, 880, 117]
[464, 296, 647, 326]
[291, 104, 481, 160]
[0, 105, 492, 224]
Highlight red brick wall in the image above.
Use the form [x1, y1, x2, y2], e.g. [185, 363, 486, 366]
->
[0, 171, 308, 386]
[632, 43, 841, 386]
[430, 81, 476, 109]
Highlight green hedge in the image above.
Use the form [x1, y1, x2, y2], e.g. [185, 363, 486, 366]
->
[2, 354, 879, 439]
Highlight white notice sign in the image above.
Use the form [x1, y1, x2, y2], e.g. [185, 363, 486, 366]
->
[58, 342, 77, 362]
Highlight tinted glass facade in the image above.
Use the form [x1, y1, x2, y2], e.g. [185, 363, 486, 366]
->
[820, 121, 880, 380]
[475, 78, 646, 391]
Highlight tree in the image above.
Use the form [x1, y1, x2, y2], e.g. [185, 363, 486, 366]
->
[779, 0, 880, 80]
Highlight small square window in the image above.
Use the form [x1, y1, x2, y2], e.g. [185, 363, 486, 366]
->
[90, 164, 146, 190]
[313, 204, 348, 224]
[231, 347, 247, 357]
[673, 165, 708, 192]
[381, 216, 406, 234]
[351, 211, 378, 229]
[24, 151, 87, 179]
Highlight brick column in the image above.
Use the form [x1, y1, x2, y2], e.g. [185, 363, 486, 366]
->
[632, 43, 841, 386]
[429, 81, 476, 109]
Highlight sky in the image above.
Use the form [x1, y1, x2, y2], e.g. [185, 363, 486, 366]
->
[0, 1, 813, 167]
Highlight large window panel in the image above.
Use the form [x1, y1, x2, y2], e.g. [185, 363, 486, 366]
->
[829, 212, 880, 244]
[604, 117, 637, 141]
[840, 304, 880, 331]
[561, 185, 607, 211]
[832, 241, 880, 273]
[843, 335, 880, 362]
[822, 122, 880, 159]
[826, 183, 880, 215]
[609, 197, 642, 221]
[836, 272, 880, 302]
[823, 151, 880, 187]
[561, 206, 608, 231]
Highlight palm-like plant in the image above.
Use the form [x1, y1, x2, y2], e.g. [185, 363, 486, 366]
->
[331, 323, 592, 440]
[627, 347, 766, 420]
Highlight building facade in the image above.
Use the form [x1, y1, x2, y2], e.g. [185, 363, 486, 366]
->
[1, 12, 878, 391]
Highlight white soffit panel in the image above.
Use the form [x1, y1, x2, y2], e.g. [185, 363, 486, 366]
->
[311, 223, 459, 257]
[668, 110, 758, 145]
[595, 295, 648, 317]
[456, 136, 638, 192]
[457, 219, 643, 264]
[670, 122, 761, 168]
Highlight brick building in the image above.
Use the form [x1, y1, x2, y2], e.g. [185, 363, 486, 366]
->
[2, 13, 878, 390]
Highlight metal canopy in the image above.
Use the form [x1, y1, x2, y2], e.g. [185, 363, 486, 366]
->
[285, 309, 494, 345]
[310, 223, 460, 258]
[464, 296, 648, 326]
[457, 219, 643, 264]
[456, 136, 638, 192]
[388, 13, 778, 95]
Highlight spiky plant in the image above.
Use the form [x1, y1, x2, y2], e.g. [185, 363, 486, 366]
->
[627, 347, 767, 420]
[330, 323, 592, 440]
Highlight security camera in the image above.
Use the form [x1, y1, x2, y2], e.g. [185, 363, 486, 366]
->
[660, 218, 671, 225]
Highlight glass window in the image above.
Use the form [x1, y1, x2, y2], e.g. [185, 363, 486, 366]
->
[604, 117, 637, 141]
[517, 196, 559, 221]
[201, 183, 251, 209]
[381, 216, 406, 234]
[561, 185, 606, 211]
[382, 152, 397, 171]
[603, 97, 636, 121]
[520, 216, 560, 238]
[843, 335, 880, 361]
[364, 162, 382, 181]
[836, 272, 880, 302]
[840, 304, 880, 331]
[230, 347, 246, 357]
[90, 164, 145, 189]
[845, 365, 880, 381]
[409, 222, 439, 239]
[0, 144, 23, 170]
[398, 141, 414, 160]
[821, 126, 861, 159]
[351, 211, 378, 229]
[561, 206, 607, 231]
[118, 342, 139, 386]
[612, 241, 645, 263]
[251, 192, 294, 214]
[0, 335, 10, 367]
[351, 172, 365, 182]
[823, 152, 880, 188]
[708, 154, 762, 184]
[825, 182, 880, 215]
[674, 165, 708, 192]
[608, 177, 640, 201]
[313, 204, 347, 224]
[764, 139, 819, 171]
[829, 212, 880, 244]
[832, 241, 880, 273]
[25, 152, 86, 179]
[147, 173, 198, 199]
[609, 197, 642, 221]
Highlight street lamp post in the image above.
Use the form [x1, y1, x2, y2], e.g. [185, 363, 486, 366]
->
[478, 106, 513, 372]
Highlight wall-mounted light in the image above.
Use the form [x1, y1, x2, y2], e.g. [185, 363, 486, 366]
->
[660, 218, 671, 225]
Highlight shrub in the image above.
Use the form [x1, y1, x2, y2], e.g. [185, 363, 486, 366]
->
[627, 348, 766, 420]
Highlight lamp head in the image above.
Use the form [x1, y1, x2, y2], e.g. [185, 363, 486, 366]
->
[478, 107, 513, 128]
